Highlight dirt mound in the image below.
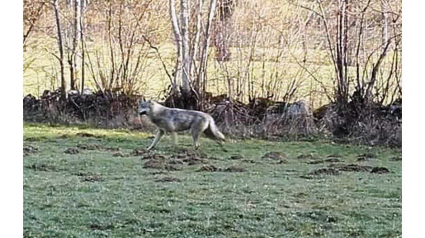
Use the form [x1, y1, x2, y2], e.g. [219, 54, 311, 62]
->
[112, 152, 127, 157]
[143, 159, 180, 171]
[23, 145, 38, 155]
[297, 153, 320, 160]
[242, 159, 257, 164]
[141, 153, 167, 161]
[223, 165, 245, 172]
[371, 167, 390, 174]
[308, 168, 341, 176]
[77, 144, 101, 150]
[131, 148, 147, 156]
[325, 158, 341, 163]
[24, 137, 46, 142]
[169, 150, 209, 166]
[155, 177, 181, 182]
[357, 153, 377, 161]
[229, 154, 244, 160]
[329, 163, 372, 172]
[76, 132, 102, 138]
[77, 144, 120, 151]
[307, 158, 341, 164]
[390, 156, 402, 161]
[64, 147, 80, 154]
[196, 164, 245, 172]
[102, 146, 120, 151]
[197, 165, 219, 172]
[307, 160, 325, 165]
[81, 175, 103, 182]
[262, 152, 286, 160]
[25, 163, 58, 172]
[276, 159, 289, 164]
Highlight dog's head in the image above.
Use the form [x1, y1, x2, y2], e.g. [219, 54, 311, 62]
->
[138, 99, 152, 115]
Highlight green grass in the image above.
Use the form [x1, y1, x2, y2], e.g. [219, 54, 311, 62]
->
[24, 123, 401, 237]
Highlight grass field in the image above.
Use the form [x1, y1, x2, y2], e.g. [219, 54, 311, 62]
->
[23, 123, 401, 237]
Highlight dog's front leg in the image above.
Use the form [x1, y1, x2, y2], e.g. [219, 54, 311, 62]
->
[147, 130, 165, 151]
[171, 132, 178, 147]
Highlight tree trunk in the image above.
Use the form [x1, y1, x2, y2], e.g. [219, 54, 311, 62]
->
[381, 0, 388, 55]
[180, 0, 191, 96]
[53, 0, 66, 100]
[214, 0, 234, 61]
[198, 0, 217, 94]
[80, 0, 86, 92]
[169, 0, 183, 95]
[191, 0, 203, 87]
[71, 0, 81, 91]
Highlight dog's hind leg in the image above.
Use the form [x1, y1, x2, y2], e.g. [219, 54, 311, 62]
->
[191, 122, 208, 150]
[147, 129, 165, 151]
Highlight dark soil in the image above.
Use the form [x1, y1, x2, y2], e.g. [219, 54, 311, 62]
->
[276, 159, 289, 164]
[297, 153, 321, 160]
[76, 132, 103, 138]
[131, 148, 147, 156]
[223, 165, 245, 172]
[143, 159, 180, 171]
[169, 150, 209, 166]
[112, 152, 127, 157]
[167, 159, 185, 165]
[24, 145, 38, 155]
[64, 147, 80, 154]
[308, 168, 341, 176]
[329, 163, 373, 172]
[24, 137, 46, 142]
[262, 152, 286, 160]
[370, 167, 390, 174]
[307, 160, 325, 165]
[73, 171, 93, 177]
[390, 156, 402, 161]
[77, 144, 120, 151]
[229, 154, 244, 160]
[57, 134, 70, 139]
[308, 158, 342, 164]
[141, 153, 167, 161]
[81, 175, 103, 182]
[197, 165, 219, 172]
[196, 164, 245, 172]
[77, 144, 102, 150]
[356, 153, 377, 161]
[25, 163, 58, 172]
[242, 159, 257, 164]
[155, 177, 181, 182]
[325, 158, 341, 163]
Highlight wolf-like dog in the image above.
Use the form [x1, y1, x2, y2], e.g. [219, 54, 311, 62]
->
[138, 100, 225, 151]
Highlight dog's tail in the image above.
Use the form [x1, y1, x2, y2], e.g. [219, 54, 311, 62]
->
[204, 117, 225, 141]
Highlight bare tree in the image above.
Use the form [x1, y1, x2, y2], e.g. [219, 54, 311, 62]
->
[214, 0, 235, 61]
[23, 0, 46, 48]
[68, 0, 82, 90]
[197, 0, 217, 97]
[381, 0, 389, 54]
[169, 0, 183, 95]
[52, 0, 66, 100]
[180, 0, 191, 98]
[80, 0, 86, 92]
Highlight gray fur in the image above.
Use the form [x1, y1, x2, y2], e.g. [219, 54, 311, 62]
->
[138, 100, 225, 150]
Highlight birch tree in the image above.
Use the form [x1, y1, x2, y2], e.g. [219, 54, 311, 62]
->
[52, 0, 66, 100]
[169, 0, 183, 95]
[180, 0, 191, 97]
